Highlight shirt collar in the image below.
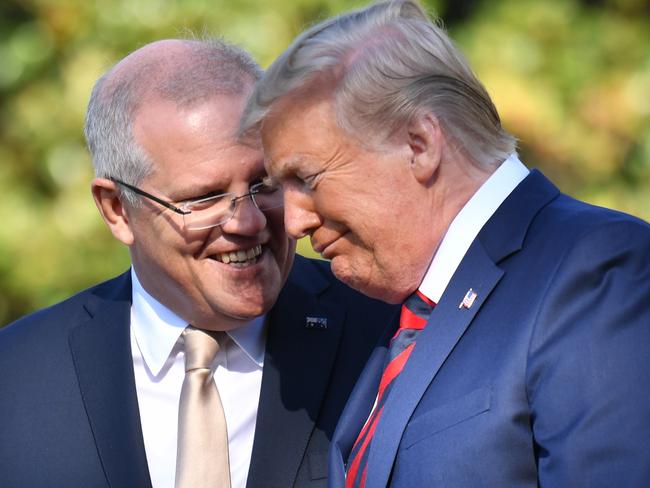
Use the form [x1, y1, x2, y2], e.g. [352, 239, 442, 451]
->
[228, 317, 266, 367]
[130, 268, 266, 376]
[419, 153, 529, 303]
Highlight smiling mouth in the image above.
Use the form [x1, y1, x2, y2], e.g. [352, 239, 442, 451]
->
[315, 232, 346, 259]
[212, 244, 263, 267]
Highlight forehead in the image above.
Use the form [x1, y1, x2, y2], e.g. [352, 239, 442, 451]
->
[134, 94, 264, 189]
[261, 95, 348, 173]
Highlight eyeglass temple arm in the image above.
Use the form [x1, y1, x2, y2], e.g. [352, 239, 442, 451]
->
[109, 178, 189, 215]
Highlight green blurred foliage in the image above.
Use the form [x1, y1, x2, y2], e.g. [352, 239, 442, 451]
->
[1, 0, 649, 325]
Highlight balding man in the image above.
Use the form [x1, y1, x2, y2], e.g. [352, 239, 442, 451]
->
[0, 39, 395, 488]
[242, 1, 650, 486]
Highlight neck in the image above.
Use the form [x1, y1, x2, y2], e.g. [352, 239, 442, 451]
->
[426, 154, 493, 263]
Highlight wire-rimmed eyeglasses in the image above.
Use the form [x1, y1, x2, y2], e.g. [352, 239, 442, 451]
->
[110, 177, 283, 230]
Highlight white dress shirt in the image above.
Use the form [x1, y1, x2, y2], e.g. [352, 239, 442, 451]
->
[129, 269, 266, 488]
[419, 154, 529, 302]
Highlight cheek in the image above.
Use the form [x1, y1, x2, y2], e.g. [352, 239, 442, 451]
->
[350, 230, 401, 282]
[268, 210, 294, 253]
[283, 239, 297, 269]
[329, 186, 385, 226]
[312, 179, 357, 216]
[132, 224, 188, 273]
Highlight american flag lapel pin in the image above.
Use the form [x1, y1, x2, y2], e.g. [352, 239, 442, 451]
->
[305, 316, 328, 329]
[459, 288, 478, 309]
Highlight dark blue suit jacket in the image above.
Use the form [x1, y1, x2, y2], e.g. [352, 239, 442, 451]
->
[330, 171, 650, 487]
[0, 255, 397, 488]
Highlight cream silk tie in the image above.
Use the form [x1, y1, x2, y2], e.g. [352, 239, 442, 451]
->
[175, 326, 231, 488]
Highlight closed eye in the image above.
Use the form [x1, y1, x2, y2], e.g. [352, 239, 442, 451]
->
[184, 190, 229, 204]
[301, 171, 322, 189]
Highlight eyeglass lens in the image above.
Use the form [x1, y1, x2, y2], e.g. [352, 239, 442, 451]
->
[183, 183, 283, 230]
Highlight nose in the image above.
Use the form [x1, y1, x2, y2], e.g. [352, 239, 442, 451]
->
[282, 183, 322, 239]
[220, 194, 267, 236]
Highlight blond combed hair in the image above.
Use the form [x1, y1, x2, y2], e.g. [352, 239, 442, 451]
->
[242, 0, 515, 169]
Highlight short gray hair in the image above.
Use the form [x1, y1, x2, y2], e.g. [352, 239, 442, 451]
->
[85, 38, 262, 205]
[242, 0, 515, 169]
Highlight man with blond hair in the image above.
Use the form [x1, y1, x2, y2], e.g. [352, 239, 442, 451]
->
[241, 1, 650, 486]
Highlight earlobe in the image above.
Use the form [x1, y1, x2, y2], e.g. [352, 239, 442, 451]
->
[91, 178, 135, 246]
[407, 113, 443, 185]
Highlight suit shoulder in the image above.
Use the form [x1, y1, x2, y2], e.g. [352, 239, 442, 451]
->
[290, 254, 332, 277]
[539, 193, 648, 236]
[285, 254, 335, 293]
[0, 272, 130, 346]
[524, 193, 649, 261]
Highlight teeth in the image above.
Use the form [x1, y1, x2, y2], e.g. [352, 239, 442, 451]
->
[216, 245, 262, 265]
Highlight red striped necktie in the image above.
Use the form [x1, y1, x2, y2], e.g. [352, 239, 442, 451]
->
[345, 290, 436, 488]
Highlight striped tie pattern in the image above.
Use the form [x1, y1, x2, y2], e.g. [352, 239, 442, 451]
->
[345, 290, 435, 488]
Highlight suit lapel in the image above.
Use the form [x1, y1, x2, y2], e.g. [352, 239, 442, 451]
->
[68, 272, 152, 488]
[364, 170, 560, 487]
[247, 258, 345, 488]
[328, 316, 397, 488]
[365, 240, 503, 488]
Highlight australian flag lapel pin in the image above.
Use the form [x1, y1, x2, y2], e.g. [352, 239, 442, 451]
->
[459, 288, 478, 309]
[305, 316, 328, 330]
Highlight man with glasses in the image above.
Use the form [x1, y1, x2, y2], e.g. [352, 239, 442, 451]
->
[0, 39, 395, 488]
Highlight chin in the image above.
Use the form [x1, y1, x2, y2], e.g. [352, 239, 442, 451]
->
[357, 281, 407, 304]
[330, 261, 357, 289]
[332, 260, 410, 304]
[331, 265, 382, 301]
[231, 293, 277, 318]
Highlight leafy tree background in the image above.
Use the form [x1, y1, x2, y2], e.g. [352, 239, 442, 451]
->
[1, 0, 649, 325]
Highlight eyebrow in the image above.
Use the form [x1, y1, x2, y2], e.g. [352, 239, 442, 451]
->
[167, 183, 226, 202]
[268, 154, 307, 180]
[184, 189, 228, 202]
[177, 170, 271, 202]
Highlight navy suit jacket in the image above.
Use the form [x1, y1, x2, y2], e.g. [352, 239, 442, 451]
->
[0, 255, 397, 488]
[330, 171, 650, 487]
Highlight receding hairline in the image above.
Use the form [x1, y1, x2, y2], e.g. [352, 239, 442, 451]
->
[85, 36, 263, 198]
[97, 38, 258, 105]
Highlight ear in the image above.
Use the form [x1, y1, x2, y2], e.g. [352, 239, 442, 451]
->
[406, 113, 443, 184]
[91, 178, 135, 246]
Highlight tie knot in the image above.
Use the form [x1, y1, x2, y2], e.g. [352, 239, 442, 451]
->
[399, 290, 436, 331]
[182, 326, 222, 372]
